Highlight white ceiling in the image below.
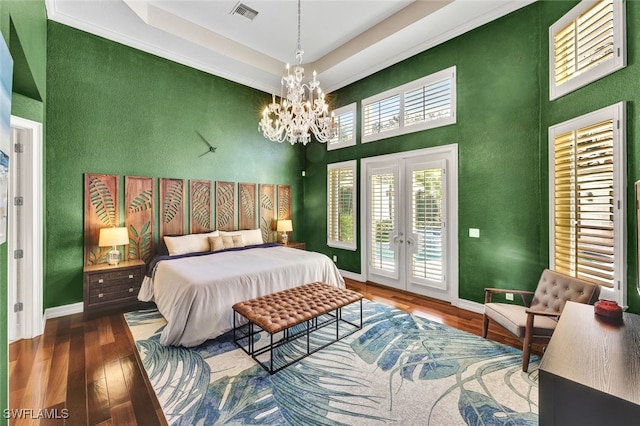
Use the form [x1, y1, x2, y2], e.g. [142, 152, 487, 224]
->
[45, 0, 536, 94]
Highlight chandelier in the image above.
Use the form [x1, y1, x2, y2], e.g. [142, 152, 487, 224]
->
[258, 0, 333, 145]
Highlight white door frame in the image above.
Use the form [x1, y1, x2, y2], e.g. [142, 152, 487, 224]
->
[361, 144, 459, 306]
[9, 115, 43, 340]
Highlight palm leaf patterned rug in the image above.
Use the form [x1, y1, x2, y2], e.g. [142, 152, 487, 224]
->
[124, 300, 539, 425]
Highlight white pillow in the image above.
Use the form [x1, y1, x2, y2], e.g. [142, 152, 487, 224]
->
[219, 229, 264, 246]
[164, 230, 219, 256]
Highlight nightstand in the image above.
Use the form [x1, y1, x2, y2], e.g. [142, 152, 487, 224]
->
[284, 242, 305, 250]
[83, 259, 146, 319]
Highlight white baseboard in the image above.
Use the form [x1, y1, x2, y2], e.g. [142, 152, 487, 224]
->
[44, 302, 83, 320]
[457, 299, 485, 314]
[340, 269, 364, 282]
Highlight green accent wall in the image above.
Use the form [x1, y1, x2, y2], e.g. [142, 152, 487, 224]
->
[540, 1, 640, 314]
[0, 0, 46, 421]
[45, 22, 303, 308]
[303, 0, 640, 314]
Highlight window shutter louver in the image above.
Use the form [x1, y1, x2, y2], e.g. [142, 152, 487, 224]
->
[329, 112, 354, 146]
[411, 168, 443, 282]
[553, 119, 615, 288]
[404, 79, 452, 127]
[327, 161, 356, 250]
[576, 0, 614, 74]
[551, 0, 623, 99]
[327, 103, 356, 150]
[370, 173, 396, 272]
[361, 66, 456, 143]
[363, 95, 400, 138]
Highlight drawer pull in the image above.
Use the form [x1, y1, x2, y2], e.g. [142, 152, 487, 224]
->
[98, 293, 104, 298]
[98, 278, 104, 284]
[129, 287, 134, 293]
[129, 274, 134, 279]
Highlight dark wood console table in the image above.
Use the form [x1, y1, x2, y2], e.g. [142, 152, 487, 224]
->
[539, 301, 640, 425]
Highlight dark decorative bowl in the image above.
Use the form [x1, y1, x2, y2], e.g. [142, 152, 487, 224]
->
[594, 299, 623, 323]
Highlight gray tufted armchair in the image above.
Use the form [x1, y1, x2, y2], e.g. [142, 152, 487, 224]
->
[482, 269, 602, 372]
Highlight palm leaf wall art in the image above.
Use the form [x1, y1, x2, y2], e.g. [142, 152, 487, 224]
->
[259, 184, 275, 243]
[238, 183, 257, 230]
[84, 173, 119, 265]
[277, 185, 291, 220]
[215, 181, 236, 231]
[190, 180, 212, 233]
[125, 176, 154, 263]
[160, 178, 185, 237]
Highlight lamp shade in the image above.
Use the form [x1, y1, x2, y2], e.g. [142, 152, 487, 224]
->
[98, 227, 129, 247]
[277, 220, 293, 232]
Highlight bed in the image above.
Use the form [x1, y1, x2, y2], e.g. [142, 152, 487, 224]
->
[138, 231, 345, 347]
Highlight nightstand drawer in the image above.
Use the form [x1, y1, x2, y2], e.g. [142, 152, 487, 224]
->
[89, 281, 141, 304]
[88, 268, 142, 286]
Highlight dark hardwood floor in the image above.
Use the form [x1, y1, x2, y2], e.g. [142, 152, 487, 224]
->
[9, 279, 538, 425]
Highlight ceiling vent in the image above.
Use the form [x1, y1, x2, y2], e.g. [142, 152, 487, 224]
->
[230, 2, 259, 21]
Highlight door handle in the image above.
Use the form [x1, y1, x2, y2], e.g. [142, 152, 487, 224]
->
[393, 232, 404, 244]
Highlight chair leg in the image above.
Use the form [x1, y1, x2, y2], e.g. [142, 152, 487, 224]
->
[482, 314, 489, 338]
[522, 312, 534, 372]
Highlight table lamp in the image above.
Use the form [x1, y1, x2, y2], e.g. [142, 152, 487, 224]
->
[98, 227, 129, 266]
[277, 220, 293, 245]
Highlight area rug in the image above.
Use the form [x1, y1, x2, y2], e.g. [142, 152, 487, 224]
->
[124, 300, 539, 425]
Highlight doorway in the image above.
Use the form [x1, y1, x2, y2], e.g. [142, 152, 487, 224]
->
[8, 116, 43, 341]
[362, 145, 458, 303]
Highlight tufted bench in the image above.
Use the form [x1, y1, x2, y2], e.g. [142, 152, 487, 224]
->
[232, 282, 363, 373]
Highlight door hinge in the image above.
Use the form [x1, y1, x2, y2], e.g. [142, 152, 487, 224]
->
[14, 249, 24, 259]
[14, 196, 23, 206]
[14, 143, 23, 153]
[14, 302, 23, 313]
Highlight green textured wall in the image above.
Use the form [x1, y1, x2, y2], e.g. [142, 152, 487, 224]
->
[0, 0, 46, 421]
[305, 0, 640, 314]
[304, 4, 545, 303]
[45, 22, 303, 309]
[540, 0, 640, 313]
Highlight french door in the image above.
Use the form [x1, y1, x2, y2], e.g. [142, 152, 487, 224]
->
[363, 146, 457, 302]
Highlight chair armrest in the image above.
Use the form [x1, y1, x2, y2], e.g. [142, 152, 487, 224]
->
[484, 288, 535, 306]
[524, 308, 560, 318]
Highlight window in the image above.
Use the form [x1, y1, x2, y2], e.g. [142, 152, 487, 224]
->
[362, 66, 456, 143]
[550, 0, 626, 100]
[327, 103, 356, 150]
[549, 102, 626, 305]
[327, 161, 357, 250]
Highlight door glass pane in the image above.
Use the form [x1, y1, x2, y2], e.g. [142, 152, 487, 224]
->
[411, 168, 443, 282]
[370, 173, 396, 272]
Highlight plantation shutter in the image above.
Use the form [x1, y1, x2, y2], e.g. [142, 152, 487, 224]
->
[370, 172, 396, 272]
[363, 95, 400, 138]
[411, 168, 443, 283]
[553, 119, 615, 287]
[404, 78, 452, 127]
[551, 0, 624, 99]
[329, 109, 354, 147]
[327, 162, 356, 249]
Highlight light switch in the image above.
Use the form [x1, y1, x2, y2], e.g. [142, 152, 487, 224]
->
[469, 228, 480, 238]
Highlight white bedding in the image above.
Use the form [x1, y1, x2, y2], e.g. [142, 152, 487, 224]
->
[138, 245, 345, 347]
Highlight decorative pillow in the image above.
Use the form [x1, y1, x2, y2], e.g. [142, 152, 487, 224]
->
[164, 231, 219, 256]
[208, 236, 225, 252]
[219, 229, 264, 246]
[209, 235, 245, 251]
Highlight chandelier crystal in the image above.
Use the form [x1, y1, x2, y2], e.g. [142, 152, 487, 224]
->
[258, 0, 333, 145]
